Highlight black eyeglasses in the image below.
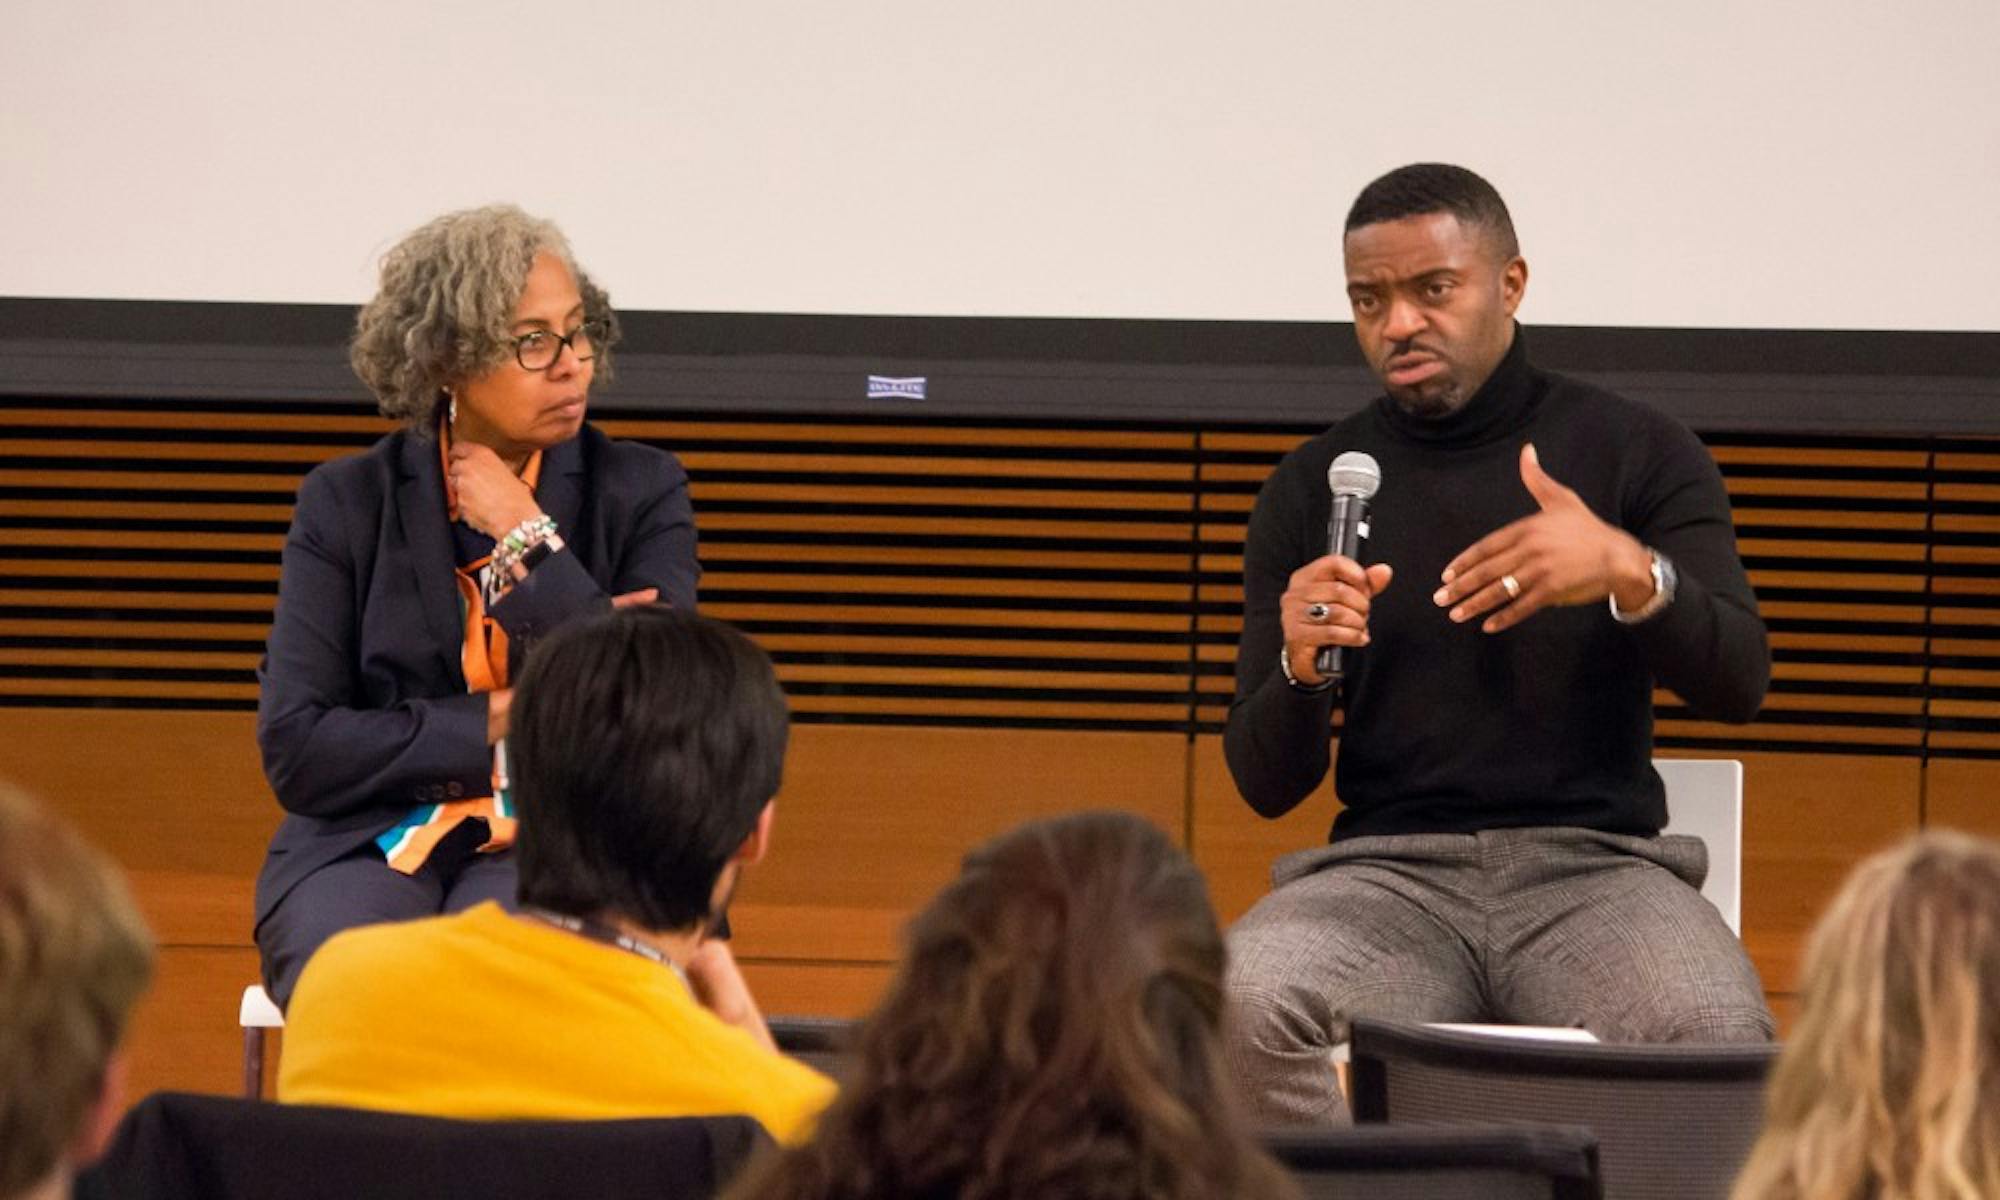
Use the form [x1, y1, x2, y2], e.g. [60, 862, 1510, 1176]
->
[510, 319, 608, 371]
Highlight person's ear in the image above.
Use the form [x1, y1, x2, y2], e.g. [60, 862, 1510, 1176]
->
[70, 1051, 129, 1166]
[1501, 256, 1529, 315]
[734, 801, 775, 867]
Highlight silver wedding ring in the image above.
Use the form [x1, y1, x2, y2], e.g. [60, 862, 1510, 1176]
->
[1501, 574, 1521, 599]
[1306, 602, 1332, 623]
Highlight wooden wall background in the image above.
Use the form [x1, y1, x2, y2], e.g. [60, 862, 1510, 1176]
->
[2, 398, 1995, 1100]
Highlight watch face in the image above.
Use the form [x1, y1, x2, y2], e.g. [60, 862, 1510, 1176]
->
[1611, 550, 1674, 624]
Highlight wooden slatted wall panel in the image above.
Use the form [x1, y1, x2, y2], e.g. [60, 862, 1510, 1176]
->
[0, 407, 382, 707]
[1676, 438, 1930, 757]
[1928, 441, 2000, 839]
[0, 402, 381, 1097]
[595, 416, 1201, 1002]
[597, 416, 1199, 731]
[0, 401, 1209, 1091]
[1701, 438, 1933, 991]
[1, 395, 1994, 1096]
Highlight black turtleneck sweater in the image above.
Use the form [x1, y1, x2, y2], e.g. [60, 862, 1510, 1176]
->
[1223, 331, 1769, 840]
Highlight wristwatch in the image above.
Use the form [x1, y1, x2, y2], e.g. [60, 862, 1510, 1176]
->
[1609, 548, 1677, 625]
[516, 532, 567, 577]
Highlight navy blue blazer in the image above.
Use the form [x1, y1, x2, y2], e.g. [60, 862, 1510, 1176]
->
[253, 423, 699, 929]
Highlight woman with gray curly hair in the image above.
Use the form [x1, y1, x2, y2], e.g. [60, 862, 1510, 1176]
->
[252, 205, 698, 1008]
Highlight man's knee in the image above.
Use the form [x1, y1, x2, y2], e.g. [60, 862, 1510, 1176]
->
[1225, 910, 1331, 1047]
[1653, 994, 1776, 1043]
[1226, 974, 1332, 1057]
[1222, 978, 1351, 1126]
[1586, 945, 1775, 1044]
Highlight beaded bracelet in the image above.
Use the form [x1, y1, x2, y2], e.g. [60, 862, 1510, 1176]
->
[497, 513, 557, 559]
[493, 514, 558, 580]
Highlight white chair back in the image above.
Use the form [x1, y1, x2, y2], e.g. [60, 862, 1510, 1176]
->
[1654, 757, 1743, 934]
[240, 984, 283, 1028]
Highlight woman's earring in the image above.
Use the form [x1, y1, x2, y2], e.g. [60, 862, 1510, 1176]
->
[444, 388, 457, 426]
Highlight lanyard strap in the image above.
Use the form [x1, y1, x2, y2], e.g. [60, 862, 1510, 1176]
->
[522, 908, 688, 983]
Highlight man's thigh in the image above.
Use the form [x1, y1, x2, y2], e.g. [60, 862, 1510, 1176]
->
[1224, 841, 1488, 1125]
[1227, 843, 1488, 1039]
[255, 848, 446, 1008]
[1487, 831, 1772, 1041]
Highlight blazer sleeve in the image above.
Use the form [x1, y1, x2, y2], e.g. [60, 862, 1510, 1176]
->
[486, 444, 700, 639]
[256, 467, 491, 823]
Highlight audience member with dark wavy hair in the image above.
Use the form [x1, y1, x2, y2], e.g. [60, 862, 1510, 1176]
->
[726, 810, 1297, 1200]
[1732, 830, 2000, 1200]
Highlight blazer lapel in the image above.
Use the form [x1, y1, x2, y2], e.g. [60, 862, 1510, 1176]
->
[536, 431, 587, 557]
[395, 432, 468, 688]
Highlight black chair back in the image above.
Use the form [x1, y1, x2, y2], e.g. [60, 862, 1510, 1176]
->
[75, 1091, 769, 1200]
[767, 1013, 857, 1081]
[1264, 1122, 1603, 1200]
[1348, 1019, 1776, 1200]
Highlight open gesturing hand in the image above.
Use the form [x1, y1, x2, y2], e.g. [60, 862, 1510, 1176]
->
[1433, 443, 1654, 634]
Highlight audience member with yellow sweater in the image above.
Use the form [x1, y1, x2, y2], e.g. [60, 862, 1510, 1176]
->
[278, 608, 833, 1144]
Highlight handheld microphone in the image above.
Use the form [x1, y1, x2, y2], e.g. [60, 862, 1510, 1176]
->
[1315, 451, 1382, 680]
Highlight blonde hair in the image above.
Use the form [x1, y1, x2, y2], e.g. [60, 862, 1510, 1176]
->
[0, 783, 154, 1197]
[349, 204, 619, 431]
[1732, 830, 2000, 1200]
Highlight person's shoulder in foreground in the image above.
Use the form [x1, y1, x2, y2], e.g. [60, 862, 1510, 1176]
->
[276, 605, 832, 1143]
[279, 902, 832, 1142]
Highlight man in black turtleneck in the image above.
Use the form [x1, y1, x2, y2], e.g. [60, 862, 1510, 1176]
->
[1222, 164, 1774, 1126]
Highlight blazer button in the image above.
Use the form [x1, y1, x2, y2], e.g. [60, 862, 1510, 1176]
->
[446, 782, 464, 798]
[413, 786, 428, 800]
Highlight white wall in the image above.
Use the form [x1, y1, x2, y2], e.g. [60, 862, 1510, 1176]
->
[3, 1, 1995, 330]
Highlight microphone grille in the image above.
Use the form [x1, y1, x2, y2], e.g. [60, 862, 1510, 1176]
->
[1327, 451, 1382, 499]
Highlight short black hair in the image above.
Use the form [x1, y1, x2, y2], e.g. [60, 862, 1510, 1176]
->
[1344, 163, 1519, 259]
[512, 607, 789, 931]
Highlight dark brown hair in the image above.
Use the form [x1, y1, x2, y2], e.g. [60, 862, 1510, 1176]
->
[727, 811, 1296, 1200]
[512, 607, 787, 932]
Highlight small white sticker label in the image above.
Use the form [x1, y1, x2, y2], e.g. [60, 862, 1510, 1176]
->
[867, 375, 927, 400]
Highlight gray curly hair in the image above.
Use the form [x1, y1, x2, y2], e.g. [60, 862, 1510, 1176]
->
[350, 204, 620, 431]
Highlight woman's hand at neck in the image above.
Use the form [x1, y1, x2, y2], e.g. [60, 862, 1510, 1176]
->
[447, 440, 543, 541]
